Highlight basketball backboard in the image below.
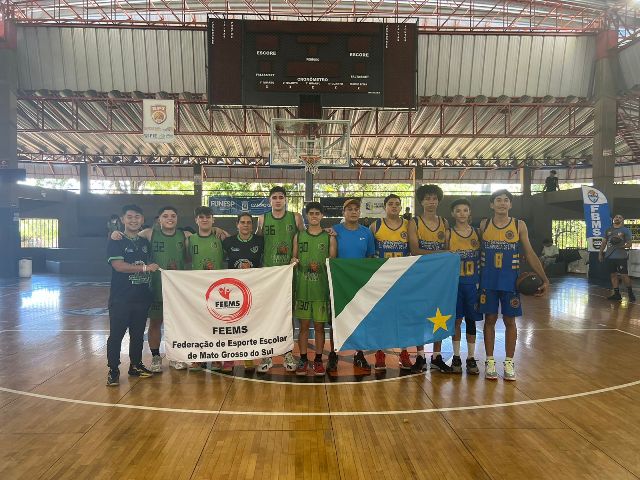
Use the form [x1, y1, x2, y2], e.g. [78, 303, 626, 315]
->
[269, 118, 351, 174]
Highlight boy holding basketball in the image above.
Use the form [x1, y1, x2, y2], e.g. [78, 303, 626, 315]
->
[291, 202, 337, 376]
[479, 190, 549, 381]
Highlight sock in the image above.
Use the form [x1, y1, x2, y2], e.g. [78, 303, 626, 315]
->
[487, 356, 495, 362]
[151, 348, 160, 357]
[453, 341, 461, 356]
[300, 353, 308, 362]
[505, 356, 513, 363]
[314, 354, 322, 362]
[468, 342, 476, 359]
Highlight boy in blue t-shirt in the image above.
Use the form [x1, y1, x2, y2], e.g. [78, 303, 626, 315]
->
[328, 198, 375, 373]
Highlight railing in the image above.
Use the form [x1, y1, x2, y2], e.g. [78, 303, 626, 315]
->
[552, 219, 586, 249]
[20, 218, 59, 248]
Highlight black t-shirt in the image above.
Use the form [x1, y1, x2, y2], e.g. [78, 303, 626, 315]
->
[107, 236, 153, 304]
[223, 234, 264, 269]
[544, 176, 559, 191]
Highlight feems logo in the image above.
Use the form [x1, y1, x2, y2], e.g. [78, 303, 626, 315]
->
[205, 278, 252, 323]
[587, 189, 599, 203]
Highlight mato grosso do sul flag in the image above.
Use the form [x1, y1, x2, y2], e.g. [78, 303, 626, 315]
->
[327, 254, 460, 351]
[161, 266, 294, 362]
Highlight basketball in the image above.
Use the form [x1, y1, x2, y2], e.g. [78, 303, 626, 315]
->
[516, 272, 544, 296]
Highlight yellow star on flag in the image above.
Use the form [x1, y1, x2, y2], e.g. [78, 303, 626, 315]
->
[427, 308, 451, 333]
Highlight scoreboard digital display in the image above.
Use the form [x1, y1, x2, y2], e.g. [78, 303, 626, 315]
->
[207, 19, 417, 109]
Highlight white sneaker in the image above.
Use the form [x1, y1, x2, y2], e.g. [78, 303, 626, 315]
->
[503, 359, 516, 381]
[150, 355, 163, 373]
[283, 352, 297, 372]
[257, 357, 273, 373]
[169, 360, 187, 370]
[485, 358, 498, 380]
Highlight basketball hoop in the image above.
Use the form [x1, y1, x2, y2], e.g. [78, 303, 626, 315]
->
[300, 154, 321, 175]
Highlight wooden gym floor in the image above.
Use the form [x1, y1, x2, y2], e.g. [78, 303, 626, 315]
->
[0, 275, 639, 480]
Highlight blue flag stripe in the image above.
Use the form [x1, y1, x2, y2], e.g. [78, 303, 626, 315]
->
[340, 253, 459, 351]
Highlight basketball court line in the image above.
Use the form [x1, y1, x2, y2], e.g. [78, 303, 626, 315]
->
[1, 378, 639, 417]
[0, 328, 639, 416]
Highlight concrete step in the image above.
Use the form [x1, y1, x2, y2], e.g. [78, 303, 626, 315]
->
[46, 260, 111, 276]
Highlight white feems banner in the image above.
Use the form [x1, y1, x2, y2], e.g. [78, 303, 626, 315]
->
[162, 266, 294, 362]
[142, 99, 175, 143]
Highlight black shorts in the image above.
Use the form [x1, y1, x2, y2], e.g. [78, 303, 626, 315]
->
[606, 258, 628, 275]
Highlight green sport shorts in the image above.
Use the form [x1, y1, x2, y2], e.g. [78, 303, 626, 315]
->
[294, 300, 330, 323]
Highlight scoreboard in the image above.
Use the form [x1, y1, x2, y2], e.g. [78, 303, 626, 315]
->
[207, 19, 417, 109]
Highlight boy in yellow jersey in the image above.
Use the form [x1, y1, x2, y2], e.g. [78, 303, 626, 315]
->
[479, 190, 549, 381]
[446, 199, 481, 375]
[370, 194, 414, 371]
[256, 186, 305, 372]
[408, 184, 453, 373]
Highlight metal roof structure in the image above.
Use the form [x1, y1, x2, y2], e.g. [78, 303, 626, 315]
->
[0, 0, 620, 31]
[3, 0, 640, 180]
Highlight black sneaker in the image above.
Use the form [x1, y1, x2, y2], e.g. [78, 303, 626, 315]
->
[353, 351, 371, 370]
[629, 292, 636, 302]
[410, 354, 427, 373]
[451, 355, 463, 374]
[128, 363, 153, 378]
[106, 369, 120, 386]
[430, 355, 453, 373]
[327, 352, 339, 373]
[466, 357, 480, 375]
[607, 292, 622, 301]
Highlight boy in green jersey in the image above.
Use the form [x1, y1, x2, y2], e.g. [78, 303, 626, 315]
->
[112, 206, 229, 373]
[188, 206, 224, 272]
[112, 206, 187, 372]
[256, 186, 305, 372]
[291, 202, 337, 376]
[186, 206, 225, 371]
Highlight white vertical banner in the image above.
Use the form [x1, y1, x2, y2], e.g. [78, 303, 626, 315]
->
[361, 197, 386, 217]
[142, 99, 175, 143]
[162, 266, 294, 362]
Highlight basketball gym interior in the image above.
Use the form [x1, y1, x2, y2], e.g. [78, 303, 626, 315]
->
[0, 1, 640, 479]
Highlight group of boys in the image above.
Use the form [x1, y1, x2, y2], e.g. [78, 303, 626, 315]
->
[106, 184, 550, 386]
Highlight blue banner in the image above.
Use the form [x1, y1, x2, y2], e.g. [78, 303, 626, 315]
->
[208, 196, 271, 216]
[581, 186, 612, 252]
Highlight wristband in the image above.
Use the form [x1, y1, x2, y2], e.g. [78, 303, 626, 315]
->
[143, 264, 147, 273]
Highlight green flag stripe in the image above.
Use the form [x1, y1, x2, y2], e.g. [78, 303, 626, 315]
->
[329, 258, 386, 317]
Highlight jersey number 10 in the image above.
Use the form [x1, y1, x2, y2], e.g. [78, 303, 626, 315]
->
[460, 260, 475, 276]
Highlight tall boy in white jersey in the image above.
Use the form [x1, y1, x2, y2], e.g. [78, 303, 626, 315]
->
[479, 190, 549, 380]
[369, 194, 414, 371]
[256, 186, 305, 373]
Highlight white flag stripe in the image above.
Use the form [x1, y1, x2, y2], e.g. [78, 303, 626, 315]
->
[162, 266, 294, 362]
[330, 256, 421, 351]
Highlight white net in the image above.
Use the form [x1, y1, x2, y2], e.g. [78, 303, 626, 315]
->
[300, 155, 322, 175]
